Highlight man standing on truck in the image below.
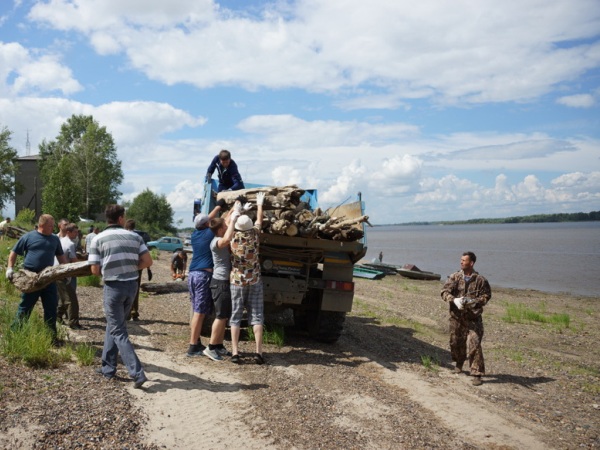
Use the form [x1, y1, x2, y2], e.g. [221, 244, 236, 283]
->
[440, 251, 491, 386]
[205, 149, 245, 192]
[229, 192, 265, 364]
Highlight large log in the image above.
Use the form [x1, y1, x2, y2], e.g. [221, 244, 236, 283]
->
[11, 261, 93, 293]
[216, 185, 305, 211]
[140, 282, 189, 294]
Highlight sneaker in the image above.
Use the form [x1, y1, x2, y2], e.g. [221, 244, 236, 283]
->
[472, 376, 483, 386]
[186, 344, 205, 357]
[231, 354, 241, 364]
[69, 323, 85, 330]
[203, 347, 223, 361]
[216, 346, 232, 357]
[134, 373, 148, 389]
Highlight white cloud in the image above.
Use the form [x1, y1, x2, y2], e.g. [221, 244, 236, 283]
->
[319, 160, 366, 205]
[0, 42, 82, 96]
[26, 0, 600, 105]
[556, 94, 596, 108]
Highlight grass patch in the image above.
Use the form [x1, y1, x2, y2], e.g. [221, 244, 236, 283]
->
[502, 302, 570, 329]
[247, 323, 285, 347]
[420, 354, 440, 371]
[78, 275, 102, 287]
[0, 305, 60, 368]
[74, 342, 97, 366]
[150, 249, 159, 260]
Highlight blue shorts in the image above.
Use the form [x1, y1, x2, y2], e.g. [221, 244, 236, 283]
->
[188, 271, 213, 315]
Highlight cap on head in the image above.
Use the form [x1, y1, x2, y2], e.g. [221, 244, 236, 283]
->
[194, 213, 210, 229]
[234, 215, 253, 231]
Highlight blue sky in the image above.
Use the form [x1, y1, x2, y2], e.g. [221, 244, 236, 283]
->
[1, 0, 599, 226]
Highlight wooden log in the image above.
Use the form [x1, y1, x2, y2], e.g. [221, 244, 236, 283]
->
[5, 226, 28, 239]
[216, 185, 305, 211]
[140, 282, 189, 294]
[11, 261, 93, 293]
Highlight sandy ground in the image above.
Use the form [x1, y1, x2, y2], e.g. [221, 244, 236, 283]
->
[1, 251, 599, 449]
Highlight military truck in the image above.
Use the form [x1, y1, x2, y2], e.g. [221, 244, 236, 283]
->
[194, 181, 367, 343]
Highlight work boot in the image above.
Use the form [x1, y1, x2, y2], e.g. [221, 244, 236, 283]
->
[453, 364, 463, 374]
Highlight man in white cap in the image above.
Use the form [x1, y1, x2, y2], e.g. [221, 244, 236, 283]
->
[186, 199, 227, 357]
[229, 192, 266, 364]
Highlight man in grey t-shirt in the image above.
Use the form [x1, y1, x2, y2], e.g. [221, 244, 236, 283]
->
[203, 207, 241, 361]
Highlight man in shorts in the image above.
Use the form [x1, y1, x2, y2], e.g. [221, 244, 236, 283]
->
[203, 206, 241, 361]
[229, 192, 265, 364]
[186, 199, 228, 357]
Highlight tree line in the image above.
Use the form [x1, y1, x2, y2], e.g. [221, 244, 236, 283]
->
[402, 211, 600, 226]
[1, 116, 176, 238]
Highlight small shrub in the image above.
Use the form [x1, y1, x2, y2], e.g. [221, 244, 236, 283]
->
[420, 354, 440, 371]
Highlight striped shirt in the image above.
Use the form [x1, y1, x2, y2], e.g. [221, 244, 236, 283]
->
[87, 226, 148, 281]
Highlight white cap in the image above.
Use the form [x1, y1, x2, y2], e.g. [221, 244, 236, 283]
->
[234, 215, 253, 231]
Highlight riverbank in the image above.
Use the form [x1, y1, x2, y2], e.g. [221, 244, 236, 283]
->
[1, 253, 599, 448]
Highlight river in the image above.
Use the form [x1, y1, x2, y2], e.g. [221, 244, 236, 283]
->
[363, 221, 600, 297]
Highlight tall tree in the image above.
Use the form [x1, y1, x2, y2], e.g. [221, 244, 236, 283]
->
[0, 126, 19, 212]
[39, 115, 123, 220]
[126, 189, 176, 235]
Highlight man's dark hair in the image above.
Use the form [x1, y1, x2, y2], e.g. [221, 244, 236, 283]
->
[105, 204, 125, 225]
[65, 223, 78, 233]
[463, 251, 477, 263]
[218, 149, 231, 161]
[209, 217, 225, 233]
[125, 219, 136, 230]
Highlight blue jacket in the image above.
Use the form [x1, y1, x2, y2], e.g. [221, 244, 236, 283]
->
[206, 155, 245, 192]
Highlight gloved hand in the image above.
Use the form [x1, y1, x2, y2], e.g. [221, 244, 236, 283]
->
[242, 202, 253, 212]
[5, 267, 14, 280]
[256, 192, 265, 206]
[453, 297, 464, 310]
[233, 200, 242, 214]
[147, 268, 153, 281]
[230, 210, 241, 223]
[205, 173, 211, 183]
[216, 198, 226, 208]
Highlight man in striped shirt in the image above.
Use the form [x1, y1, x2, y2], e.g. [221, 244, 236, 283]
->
[88, 204, 153, 389]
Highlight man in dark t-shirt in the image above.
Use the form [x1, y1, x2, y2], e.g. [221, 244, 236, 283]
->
[5, 214, 68, 340]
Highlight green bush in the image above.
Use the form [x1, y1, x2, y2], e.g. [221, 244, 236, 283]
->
[74, 342, 97, 366]
[12, 208, 36, 230]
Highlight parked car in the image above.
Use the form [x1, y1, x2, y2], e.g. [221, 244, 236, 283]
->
[146, 236, 184, 252]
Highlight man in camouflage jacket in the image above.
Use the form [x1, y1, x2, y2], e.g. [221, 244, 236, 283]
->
[441, 251, 492, 386]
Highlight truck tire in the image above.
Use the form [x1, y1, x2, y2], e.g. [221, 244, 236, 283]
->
[307, 310, 346, 343]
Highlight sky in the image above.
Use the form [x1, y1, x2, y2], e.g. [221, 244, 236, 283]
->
[1, 0, 599, 226]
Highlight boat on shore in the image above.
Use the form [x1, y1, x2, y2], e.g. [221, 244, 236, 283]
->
[353, 265, 386, 280]
[364, 261, 442, 281]
[396, 264, 441, 281]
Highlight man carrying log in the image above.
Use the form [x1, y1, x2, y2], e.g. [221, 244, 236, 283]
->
[88, 205, 152, 389]
[5, 214, 68, 344]
[56, 223, 84, 329]
[205, 149, 245, 192]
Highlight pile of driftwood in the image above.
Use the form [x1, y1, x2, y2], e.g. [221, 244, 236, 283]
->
[216, 185, 370, 242]
[2, 225, 28, 239]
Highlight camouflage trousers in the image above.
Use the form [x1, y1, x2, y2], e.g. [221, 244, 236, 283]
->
[449, 314, 485, 376]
